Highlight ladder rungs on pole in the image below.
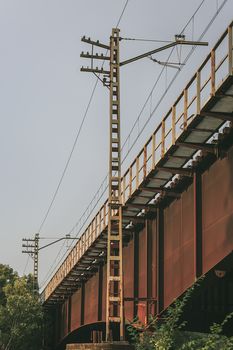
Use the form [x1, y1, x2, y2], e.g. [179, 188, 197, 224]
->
[109, 235, 120, 241]
[109, 256, 120, 260]
[109, 276, 121, 281]
[109, 317, 121, 323]
[109, 296, 121, 302]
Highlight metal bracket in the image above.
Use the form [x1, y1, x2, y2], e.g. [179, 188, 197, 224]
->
[140, 186, 181, 198]
[199, 111, 233, 122]
[176, 141, 217, 154]
[157, 166, 193, 177]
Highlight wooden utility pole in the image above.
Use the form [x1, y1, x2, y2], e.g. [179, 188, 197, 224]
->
[22, 233, 39, 291]
[81, 28, 124, 341]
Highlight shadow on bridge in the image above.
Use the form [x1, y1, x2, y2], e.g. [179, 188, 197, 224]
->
[183, 252, 233, 335]
[55, 322, 130, 350]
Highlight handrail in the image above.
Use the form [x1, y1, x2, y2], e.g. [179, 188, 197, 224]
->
[43, 21, 233, 302]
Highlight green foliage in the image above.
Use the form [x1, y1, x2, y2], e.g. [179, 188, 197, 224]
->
[0, 265, 44, 350]
[128, 277, 233, 350]
[0, 264, 17, 306]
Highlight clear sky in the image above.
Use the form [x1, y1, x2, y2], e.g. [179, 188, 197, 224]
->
[0, 0, 232, 289]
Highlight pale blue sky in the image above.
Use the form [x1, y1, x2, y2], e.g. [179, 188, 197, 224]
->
[0, 0, 232, 288]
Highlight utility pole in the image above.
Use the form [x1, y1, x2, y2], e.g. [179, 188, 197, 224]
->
[80, 28, 208, 342]
[22, 233, 39, 291]
[81, 28, 124, 341]
[22, 234, 78, 292]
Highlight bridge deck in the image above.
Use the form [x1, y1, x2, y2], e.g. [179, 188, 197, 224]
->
[42, 22, 233, 305]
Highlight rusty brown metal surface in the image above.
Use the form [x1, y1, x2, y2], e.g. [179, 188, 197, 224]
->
[123, 239, 134, 321]
[137, 226, 147, 323]
[84, 272, 99, 325]
[57, 142, 233, 337]
[138, 227, 147, 299]
[43, 22, 233, 305]
[102, 264, 107, 322]
[202, 146, 233, 273]
[151, 218, 157, 315]
[60, 299, 69, 339]
[164, 185, 195, 309]
[71, 289, 82, 332]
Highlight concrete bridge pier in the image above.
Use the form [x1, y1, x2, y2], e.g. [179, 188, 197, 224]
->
[66, 342, 134, 350]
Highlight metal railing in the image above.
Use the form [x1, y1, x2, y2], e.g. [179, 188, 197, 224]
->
[43, 22, 233, 302]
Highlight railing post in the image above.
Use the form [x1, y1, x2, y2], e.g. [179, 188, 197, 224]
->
[136, 157, 139, 188]
[196, 70, 201, 115]
[103, 203, 106, 227]
[129, 166, 132, 196]
[143, 146, 147, 179]
[152, 133, 155, 169]
[183, 89, 188, 129]
[172, 106, 176, 144]
[122, 176, 126, 205]
[211, 50, 216, 95]
[228, 25, 233, 75]
[161, 120, 165, 157]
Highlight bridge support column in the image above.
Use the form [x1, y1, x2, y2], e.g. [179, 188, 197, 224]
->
[156, 207, 164, 314]
[133, 229, 139, 318]
[98, 264, 103, 321]
[68, 296, 71, 334]
[146, 220, 153, 318]
[194, 171, 203, 278]
[81, 282, 85, 326]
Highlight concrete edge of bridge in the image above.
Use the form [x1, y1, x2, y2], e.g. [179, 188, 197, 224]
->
[66, 341, 134, 350]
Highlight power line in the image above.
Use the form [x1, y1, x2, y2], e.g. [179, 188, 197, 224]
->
[122, 0, 228, 163]
[39, 0, 211, 287]
[70, 0, 209, 239]
[38, 80, 99, 233]
[121, 37, 173, 43]
[41, 0, 228, 288]
[120, 0, 207, 157]
[23, 255, 30, 275]
[37, 1, 130, 234]
[116, 0, 130, 28]
[68, 0, 225, 239]
[39, 0, 130, 288]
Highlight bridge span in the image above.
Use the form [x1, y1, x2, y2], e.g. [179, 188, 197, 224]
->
[42, 22, 233, 349]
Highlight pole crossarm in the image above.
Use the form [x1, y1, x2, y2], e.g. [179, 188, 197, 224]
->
[120, 39, 208, 67]
[38, 236, 79, 251]
[81, 36, 110, 50]
[80, 67, 110, 75]
[80, 52, 110, 60]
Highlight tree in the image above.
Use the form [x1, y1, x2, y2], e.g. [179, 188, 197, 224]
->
[0, 264, 44, 350]
[128, 278, 233, 350]
[0, 265, 17, 306]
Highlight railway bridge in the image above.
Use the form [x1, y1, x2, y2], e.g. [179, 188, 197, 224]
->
[42, 22, 233, 349]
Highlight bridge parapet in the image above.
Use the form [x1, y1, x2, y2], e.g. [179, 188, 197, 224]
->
[43, 21, 233, 304]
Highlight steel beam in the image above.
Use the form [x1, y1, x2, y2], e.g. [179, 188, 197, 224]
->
[156, 207, 164, 314]
[200, 111, 233, 122]
[157, 166, 193, 177]
[133, 230, 139, 318]
[81, 282, 85, 326]
[194, 171, 203, 278]
[140, 186, 181, 198]
[146, 220, 153, 319]
[98, 264, 103, 321]
[176, 141, 217, 154]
